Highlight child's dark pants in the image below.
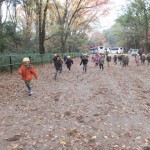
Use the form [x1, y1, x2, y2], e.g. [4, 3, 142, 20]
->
[99, 64, 104, 70]
[25, 80, 31, 91]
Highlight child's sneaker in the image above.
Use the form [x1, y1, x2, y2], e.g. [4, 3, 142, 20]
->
[28, 90, 32, 96]
[59, 70, 62, 74]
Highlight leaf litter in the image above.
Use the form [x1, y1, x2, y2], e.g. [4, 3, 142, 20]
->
[0, 57, 150, 149]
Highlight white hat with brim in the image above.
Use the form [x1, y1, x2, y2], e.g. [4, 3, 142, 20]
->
[22, 57, 30, 62]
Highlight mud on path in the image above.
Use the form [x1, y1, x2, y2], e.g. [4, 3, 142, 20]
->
[0, 56, 150, 150]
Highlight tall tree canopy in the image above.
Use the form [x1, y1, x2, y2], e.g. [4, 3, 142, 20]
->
[103, 0, 150, 52]
[0, 0, 110, 53]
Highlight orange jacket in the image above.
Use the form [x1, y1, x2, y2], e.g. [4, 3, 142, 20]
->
[18, 65, 38, 81]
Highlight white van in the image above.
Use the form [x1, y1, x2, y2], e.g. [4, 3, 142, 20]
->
[110, 47, 124, 54]
[129, 49, 139, 56]
[105, 47, 111, 54]
[110, 48, 118, 54]
[118, 47, 124, 53]
[90, 46, 105, 54]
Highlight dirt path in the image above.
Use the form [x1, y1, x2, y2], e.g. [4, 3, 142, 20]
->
[0, 56, 150, 150]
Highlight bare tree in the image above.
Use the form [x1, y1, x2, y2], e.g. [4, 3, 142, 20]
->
[51, 0, 110, 52]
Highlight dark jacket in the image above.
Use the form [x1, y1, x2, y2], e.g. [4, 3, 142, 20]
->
[52, 56, 57, 63]
[113, 56, 117, 61]
[66, 59, 73, 67]
[80, 57, 88, 65]
[106, 56, 111, 62]
[122, 56, 127, 63]
[54, 60, 63, 70]
[99, 57, 104, 64]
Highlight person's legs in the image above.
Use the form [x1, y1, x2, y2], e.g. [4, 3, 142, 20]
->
[25, 80, 32, 95]
[107, 62, 109, 67]
[123, 62, 125, 67]
[25, 80, 31, 90]
[54, 70, 58, 80]
[68, 65, 71, 71]
[59, 67, 62, 73]
[100, 64, 102, 69]
[99, 64, 101, 69]
[83, 65, 85, 71]
[84, 64, 87, 72]
[102, 64, 104, 70]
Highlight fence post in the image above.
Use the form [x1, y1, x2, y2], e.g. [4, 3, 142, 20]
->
[9, 56, 13, 74]
[41, 54, 43, 66]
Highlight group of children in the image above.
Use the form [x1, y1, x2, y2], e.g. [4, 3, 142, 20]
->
[92, 53, 105, 69]
[92, 52, 150, 68]
[18, 54, 75, 96]
[52, 54, 73, 79]
[18, 52, 150, 96]
[113, 54, 129, 67]
[135, 53, 150, 66]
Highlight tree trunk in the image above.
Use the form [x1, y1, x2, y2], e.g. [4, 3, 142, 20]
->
[38, 0, 49, 54]
[61, 38, 66, 53]
[35, 1, 39, 51]
[143, 1, 149, 52]
[38, 0, 42, 54]
[60, 31, 69, 53]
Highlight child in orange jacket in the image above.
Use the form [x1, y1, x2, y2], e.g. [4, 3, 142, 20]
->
[18, 57, 38, 96]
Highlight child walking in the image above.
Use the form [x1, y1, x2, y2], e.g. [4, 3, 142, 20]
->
[135, 54, 140, 66]
[54, 55, 63, 80]
[80, 54, 88, 72]
[99, 55, 105, 70]
[65, 56, 73, 72]
[113, 55, 117, 65]
[94, 53, 99, 67]
[18, 57, 38, 96]
[106, 55, 111, 67]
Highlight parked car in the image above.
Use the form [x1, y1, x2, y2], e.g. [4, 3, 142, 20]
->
[129, 49, 139, 56]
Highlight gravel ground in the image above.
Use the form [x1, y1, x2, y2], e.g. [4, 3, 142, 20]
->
[0, 56, 150, 150]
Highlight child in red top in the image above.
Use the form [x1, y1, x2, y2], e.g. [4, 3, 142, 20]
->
[94, 53, 99, 67]
[18, 57, 38, 96]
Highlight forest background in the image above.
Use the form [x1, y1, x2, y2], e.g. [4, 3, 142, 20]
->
[0, 0, 149, 54]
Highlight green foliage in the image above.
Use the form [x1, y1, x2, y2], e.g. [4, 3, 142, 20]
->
[0, 52, 81, 72]
[0, 0, 110, 53]
[103, 0, 150, 52]
[0, 21, 23, 52]
[116, 0, 150, 50]
[67, 33, 89, 52]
